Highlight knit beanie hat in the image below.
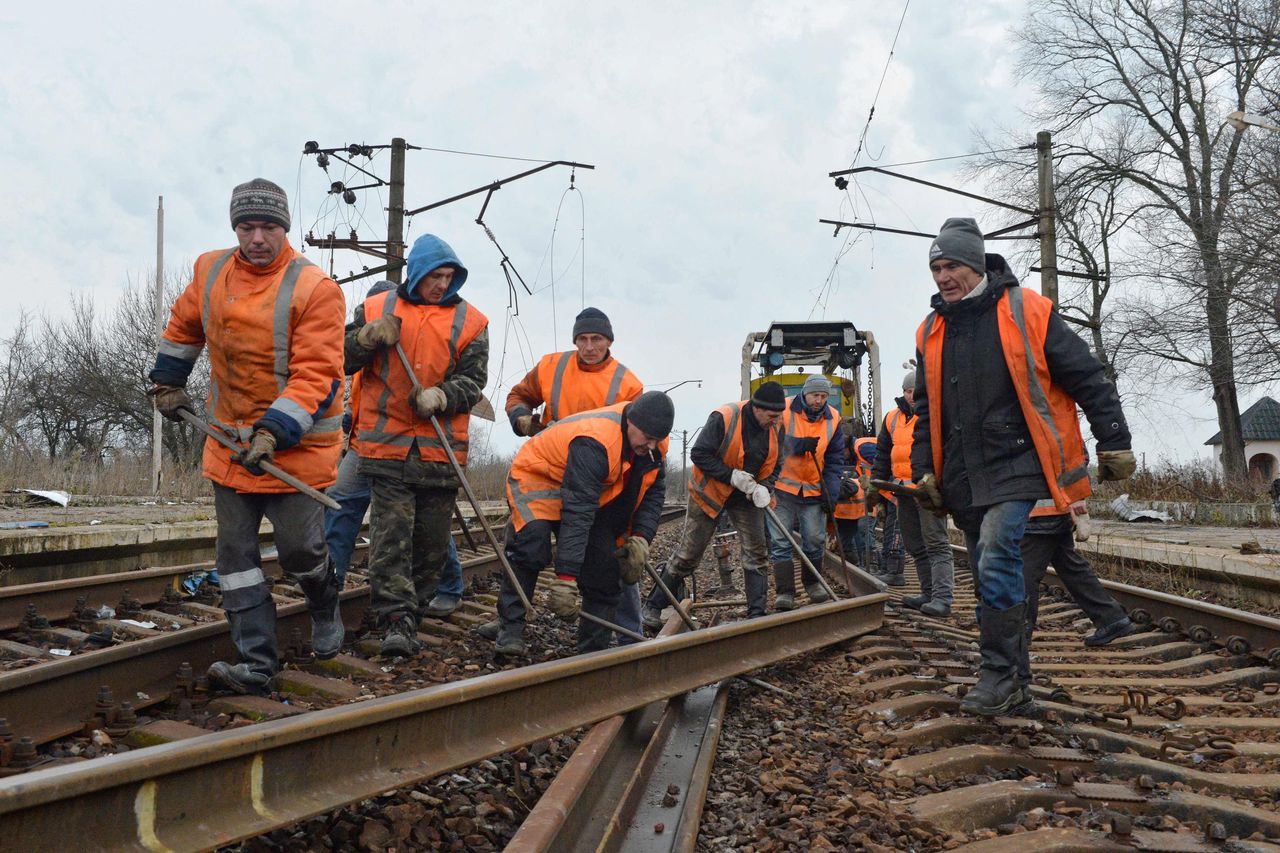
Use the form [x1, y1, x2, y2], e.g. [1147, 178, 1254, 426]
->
[801, 375, 833, 397]
[572, 307, 614, 341]
[928, 217, 985, 276]
[902, 369, 917, 391]
[751, 381, 787, 412]
[367, 279, 397, 298]
[230, 178, 291, 230]
[627, 391, 675, 439]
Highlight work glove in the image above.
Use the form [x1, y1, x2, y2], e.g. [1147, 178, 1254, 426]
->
[356, 314, 402, 349]
[148, 385, 194, 422]
[729, 469, 757, 494]
[547, 577, 581, 621]
[1096, 449, 1137, 482]
[410, 386, 448, 418]
[838, 477, 858, 499]
[614, 536, 649, 585]
[914, 473, 945, 514]
[236, 429, 277, 476]
[789, 436, 819, 456]
[513, 414, 544, 437]
[749, 484, 772, 508]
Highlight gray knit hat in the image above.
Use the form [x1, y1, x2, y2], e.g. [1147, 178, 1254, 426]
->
[572, 307, 614, 341]
[627, 391, 675, 439]
[801, 375, 832, 397]
[902, 369, 917, 391]
[928, 217, 985, 276]
[230, 178, 291, 230]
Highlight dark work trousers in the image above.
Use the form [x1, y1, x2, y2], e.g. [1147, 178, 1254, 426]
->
[497, 518, 625, 653]
[366, 474, 455, 622]
[1022, 524, 1127, 634]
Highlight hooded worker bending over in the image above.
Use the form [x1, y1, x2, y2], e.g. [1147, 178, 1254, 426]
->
[345, 234, 488, 658]
[486, 392, 673, 656]
[641, 381, 786, 628]
[149, 178, 346, 696]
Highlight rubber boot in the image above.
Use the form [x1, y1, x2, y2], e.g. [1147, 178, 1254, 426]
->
[959, 602, 1029, 717]
[881, 553, 906, 588]
[744, 569, 768, 618]
[295, 563, 343, 660]
[642, 567, 686, 631]
[902, 558, 933, 610]
[495, 623, 526, 656]
[773, 560, 796, 611]
[209, 600, 278, 696]
[1008, 617, 1037, 717]
[804, 582, 831, 605]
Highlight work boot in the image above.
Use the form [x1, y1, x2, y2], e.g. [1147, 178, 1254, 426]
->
[207, 661, 272, 697]
[422, 593, 461, 619]
[773, 559, 797, 612]
[744, 569, 768, 618]
[881, 554, 906, 587]
[495, 623, 526, 656]
[804, 583, 831, 605]
[1084, 616, 1135, 647]
[306, 573, 344, 660]
[901, 594, 929, 610]
[380, 612, 420, 658]
[476, 618, 501, 640]
[213, 599, 279, 695]
[960, 602, 1029, 717]
[774, 593, 795, 612]
[920, 600, 951, 618]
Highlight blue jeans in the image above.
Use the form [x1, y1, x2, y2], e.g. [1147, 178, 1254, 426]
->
[325, 450, 464, 596]
[766, 495, 825, 568]
[962, 499, 1035, 614]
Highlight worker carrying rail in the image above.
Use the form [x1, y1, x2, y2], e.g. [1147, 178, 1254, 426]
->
[869, 365, 955, 615]
[148, 178, 346, 696]
[344, 234, 489, 658]
[502, 307, 647, 640]
[640, 381, 787, 630]
[481, 392, 673, 656]
[910, 217, 1135, 717]
[769, 375, 846, 610]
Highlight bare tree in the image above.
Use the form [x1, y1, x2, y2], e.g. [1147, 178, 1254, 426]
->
[1018, 0, 1280, 481]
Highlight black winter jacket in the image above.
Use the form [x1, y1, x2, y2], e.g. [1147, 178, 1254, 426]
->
[910, 255, 1129, 524]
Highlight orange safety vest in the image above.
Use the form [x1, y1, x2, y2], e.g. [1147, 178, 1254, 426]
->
[532, 351, 643, 423]
[157, 245, 345, 492]
[687, 401, 780, 518]
[883, 409, 915, 482]
[506, 403, 669, 531]
[775, 407, 839, 499]
[834, 436, 876, 519]
[355, 290, 488, 465]
[916, 285, 1092, 514]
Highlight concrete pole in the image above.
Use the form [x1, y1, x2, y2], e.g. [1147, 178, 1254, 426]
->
[387, 137, 407, 284]
[150, 196, 164, 494]
[1036, 130, 1059, 305]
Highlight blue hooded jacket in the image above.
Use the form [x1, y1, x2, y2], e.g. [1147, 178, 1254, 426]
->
[404, 234, 468, 303]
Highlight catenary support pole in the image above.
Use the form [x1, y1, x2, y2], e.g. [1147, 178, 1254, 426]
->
[1036, 130, 1058, 305]
[150, 196, 165, 494]
[387, 137, 407, 284]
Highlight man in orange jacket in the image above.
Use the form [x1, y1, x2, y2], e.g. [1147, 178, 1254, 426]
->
[345, 234, 489, 658]
[149, 178, 346, 696]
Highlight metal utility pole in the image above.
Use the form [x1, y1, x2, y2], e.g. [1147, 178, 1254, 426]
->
[386, 137, 407, 284]
[150, 196, 165, 494]
[1036, 130, 1059, 305]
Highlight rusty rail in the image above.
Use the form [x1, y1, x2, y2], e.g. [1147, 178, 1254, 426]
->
[0, 593, 885, 851]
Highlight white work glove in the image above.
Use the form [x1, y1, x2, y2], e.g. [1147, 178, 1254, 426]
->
[730, 469, 757, 495]
[410, 386, 448, 418]
[749, 484, 772, 508]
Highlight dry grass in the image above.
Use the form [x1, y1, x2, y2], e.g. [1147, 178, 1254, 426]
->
[1093, 458, 1268, 504]
[0, 452, 209, 499]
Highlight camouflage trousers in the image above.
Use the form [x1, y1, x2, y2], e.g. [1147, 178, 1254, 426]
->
[366, 474, 456, 622]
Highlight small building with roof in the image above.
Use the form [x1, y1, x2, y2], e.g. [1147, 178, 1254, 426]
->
[1205, 396, 1280, 483]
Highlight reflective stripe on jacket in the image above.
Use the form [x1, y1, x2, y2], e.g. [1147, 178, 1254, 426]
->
[155, 244, 345, 492]
[917, 285, 1091, 513]
[519, 351, 643, 423]
[688, 401, 779, 518]
[775, 408, 839, 499]
[506, 403, 668, 531]
[355, 290, 488, 464]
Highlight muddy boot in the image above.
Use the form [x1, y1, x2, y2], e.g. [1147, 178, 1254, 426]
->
[804, 583, 831, 604]
[495, 622, 526, 656]
[209, 600, 278, 696]
[476, 618, 501, 640]
[881, 554, 906, 588]
[773, 560, 796, 612]
[745, 569, 768, 618]
[960, 602, 1029, 717]
[380, 611, 420, 658]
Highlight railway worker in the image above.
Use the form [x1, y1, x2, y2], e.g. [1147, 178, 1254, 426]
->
[148, 178, 346, 696]
[910, 217, 1135, 716]
[832, 437, 876, 568]
[345, 234, 489, 658]
[504, 306, 646, 641]
[768, 375, 846, 610]
[325, 280, 468, 618]
[640, 382, 787, 630]
[870, 366, 954, 614]
[486, 392, 672, 656]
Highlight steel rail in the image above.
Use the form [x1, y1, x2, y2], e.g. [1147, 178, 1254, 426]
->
[0, 594, 885, 851]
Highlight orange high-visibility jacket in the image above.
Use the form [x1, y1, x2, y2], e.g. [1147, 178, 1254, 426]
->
[506, 351, 643, 424]
[884, 409, 915, 482]
[917, 285, 1091, 514]
[154, 243, 345, 492]
[688, 401, 780, 518]
[775, 408, 840, 499]
[354, 290, 488, 465]
[506, 403, 668, 531]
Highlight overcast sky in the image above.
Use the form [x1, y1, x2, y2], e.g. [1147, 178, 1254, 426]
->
[0, 1, 1249, 467]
